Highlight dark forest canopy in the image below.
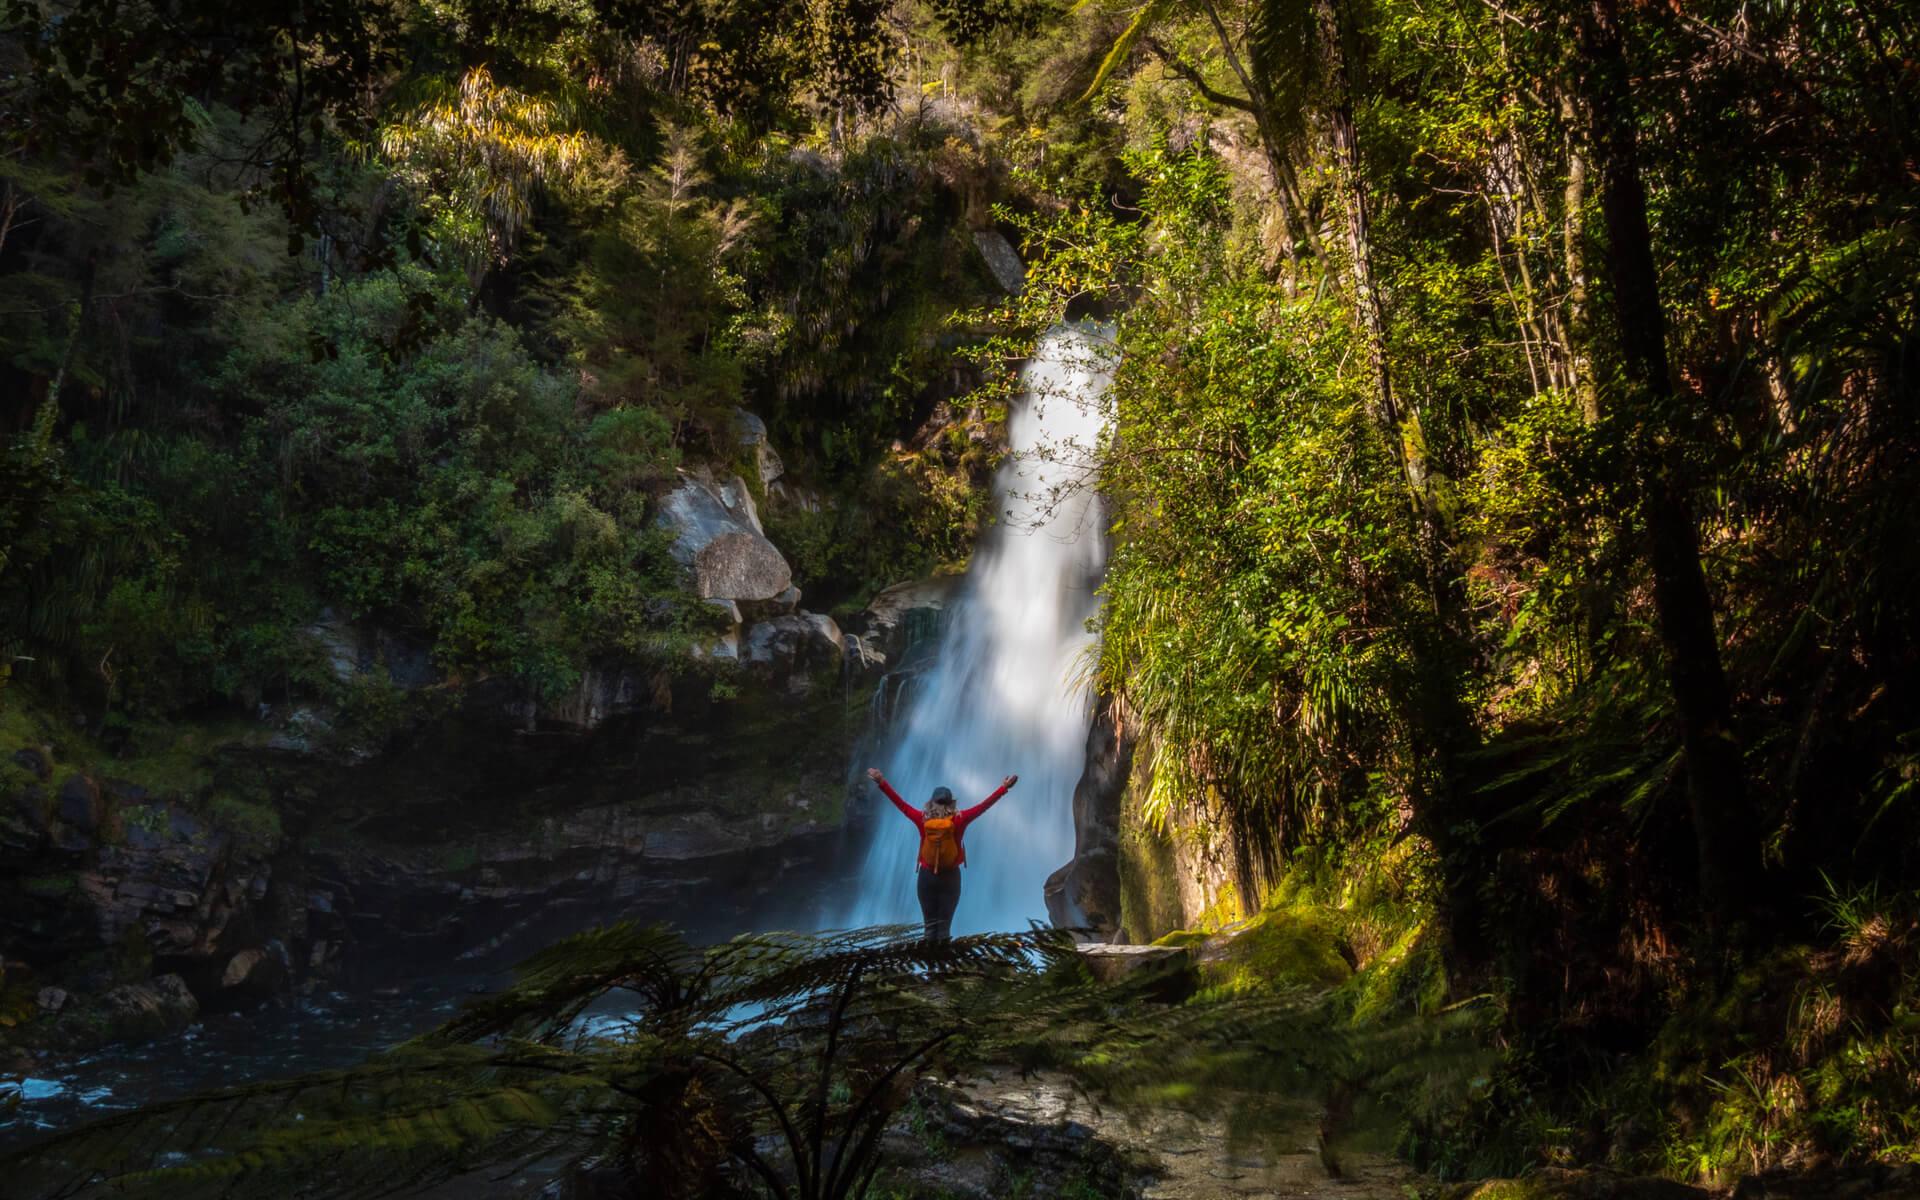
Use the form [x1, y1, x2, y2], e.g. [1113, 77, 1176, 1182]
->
[2, 0, 1919, 1192]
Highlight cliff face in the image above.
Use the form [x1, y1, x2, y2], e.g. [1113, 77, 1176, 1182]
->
[1109, 735, 1244, 944]
[0, 648, 868, 1050]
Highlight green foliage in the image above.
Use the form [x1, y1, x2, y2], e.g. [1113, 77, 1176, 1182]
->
[0, 923, 1347, 1199]
[2, 8, 1011, 721]
[559, 122, 753, 428]
[993, 137, 1435, 869]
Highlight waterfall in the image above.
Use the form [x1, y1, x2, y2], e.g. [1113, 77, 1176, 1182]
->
[837, 322, 1116, 934]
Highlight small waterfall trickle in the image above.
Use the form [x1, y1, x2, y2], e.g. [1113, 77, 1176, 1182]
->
[836, 322, 1116, 935]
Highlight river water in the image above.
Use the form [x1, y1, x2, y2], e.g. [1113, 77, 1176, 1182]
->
[2, 322, 1117, 1147]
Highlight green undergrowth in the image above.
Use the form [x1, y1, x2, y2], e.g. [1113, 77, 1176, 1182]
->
[0, 685, 290, 854]
[1146, 843, 1503, 1170]
[0, 686, 259, 799]
[1152, 839, 1450, 1021]
[1426, 882, 1920, 1185]
[1646, 894, 1920, 1181]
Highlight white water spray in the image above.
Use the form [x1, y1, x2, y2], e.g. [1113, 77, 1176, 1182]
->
[837, 322, 1116, 935]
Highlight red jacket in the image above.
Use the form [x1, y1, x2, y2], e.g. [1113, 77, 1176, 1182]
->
[875, 776, 1009, 870]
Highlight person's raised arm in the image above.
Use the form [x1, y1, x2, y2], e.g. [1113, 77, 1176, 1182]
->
[959, 774, 1017, 822]
[867, 767, 921, 822]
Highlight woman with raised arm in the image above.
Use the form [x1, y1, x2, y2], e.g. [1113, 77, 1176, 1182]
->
[865, 767, 1018, 943]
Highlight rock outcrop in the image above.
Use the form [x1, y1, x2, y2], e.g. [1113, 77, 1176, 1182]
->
[1045, 694, 1135, 941]
[972, 229, 1027, 296]
[302, 611, 440, 690]
[657, 468, 792, 603]
[734, 408, 784, 486]
[743, 613, 847, 692]
[843, 576, 962, 668]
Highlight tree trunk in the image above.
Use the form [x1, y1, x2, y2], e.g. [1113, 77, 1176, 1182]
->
[1558, 89, 1601, 423]
[1577, 0, 1756, 929]
[1315, 0, 1448, 615]
[1189, 1, 1315, 260]
[45, 253, 96, 412]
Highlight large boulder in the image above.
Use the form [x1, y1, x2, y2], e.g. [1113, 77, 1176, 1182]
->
[657, 469, 793, 602]
[220, 943, 288, 1002]
[87, 974, 200, 1044]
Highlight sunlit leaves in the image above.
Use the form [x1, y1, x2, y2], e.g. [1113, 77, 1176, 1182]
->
[380, 66, 622, 273]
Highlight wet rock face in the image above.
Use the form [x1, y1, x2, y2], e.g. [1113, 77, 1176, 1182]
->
[657, 468, 793, 602]
[1045, 695, 1134, 941]
[843, 576, 962, 669]
[743, 613, 847, 692]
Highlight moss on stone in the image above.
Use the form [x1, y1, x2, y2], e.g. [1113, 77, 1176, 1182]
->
[1119, 819, 1189, 942]
[1339, 921, 1448, 1024]
[205, 792, 284, 849]
[1175, 904, 1354, 999]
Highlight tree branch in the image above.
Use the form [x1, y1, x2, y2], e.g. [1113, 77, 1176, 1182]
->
[1146, 37, 1258, 113]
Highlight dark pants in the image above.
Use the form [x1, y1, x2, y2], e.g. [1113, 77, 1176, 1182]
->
[916, 866, 962, 943]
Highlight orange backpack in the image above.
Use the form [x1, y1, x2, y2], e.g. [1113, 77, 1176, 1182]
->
[920, 816, 961, 873]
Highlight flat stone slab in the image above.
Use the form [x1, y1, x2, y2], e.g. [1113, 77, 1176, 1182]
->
[1076, 942, 1192, 980]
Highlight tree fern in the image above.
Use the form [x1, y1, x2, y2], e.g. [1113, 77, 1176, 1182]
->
[5, 922, 1357, 1199]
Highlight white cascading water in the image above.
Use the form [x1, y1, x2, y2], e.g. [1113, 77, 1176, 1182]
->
[837, 322, 1116, 935]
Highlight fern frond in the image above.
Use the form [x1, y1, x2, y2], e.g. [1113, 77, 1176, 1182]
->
[1079, 0, 1175, 102]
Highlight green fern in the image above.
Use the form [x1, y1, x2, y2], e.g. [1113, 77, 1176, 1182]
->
[3, 923, 1349, 1200]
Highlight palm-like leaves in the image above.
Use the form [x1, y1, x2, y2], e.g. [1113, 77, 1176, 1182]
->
[4, 922, 1346, 1199]
[380, 67, 613, 269]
